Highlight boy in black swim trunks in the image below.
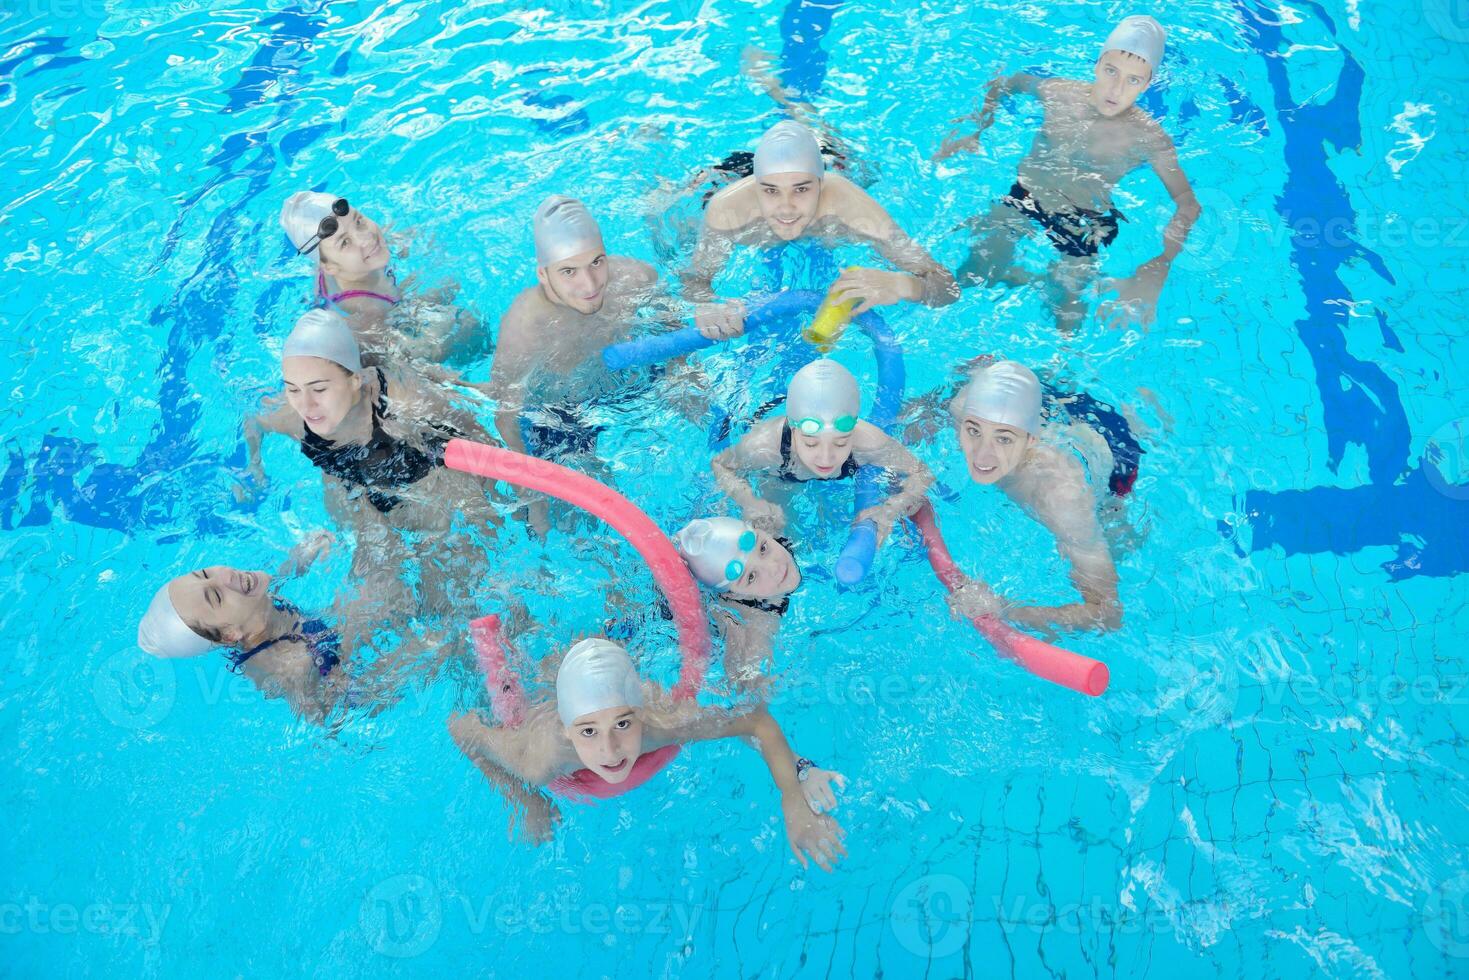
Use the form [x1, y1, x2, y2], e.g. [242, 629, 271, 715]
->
[935, 15, 1200, 332]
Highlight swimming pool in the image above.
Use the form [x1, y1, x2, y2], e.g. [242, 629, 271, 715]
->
[3, 0, 1467, 975]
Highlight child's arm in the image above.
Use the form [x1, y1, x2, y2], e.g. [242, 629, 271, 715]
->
[1007, 482, 1122, 633]
[700, 706, 848, 872]
[449, 712, 562, 845]
[852, 429, 936, 545]
[828, 192, 959, 309]
[1098, 129, 1202, 329]
[711, 424, 786, 531]
[933, 73, 1049, 160]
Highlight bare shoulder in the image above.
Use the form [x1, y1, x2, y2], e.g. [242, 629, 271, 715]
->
[451, 708, 564, 784]
[610, 255, 658, 288]
[704, 179, 756, 232]
[1040, 78, 1088, 107]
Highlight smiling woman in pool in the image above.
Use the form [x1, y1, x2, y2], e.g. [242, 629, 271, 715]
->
[281, 191, 486, 363]
[137, 562, 351, 723]
[247, 308, 500, 533]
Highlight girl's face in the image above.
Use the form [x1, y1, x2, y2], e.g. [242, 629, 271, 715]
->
[168, 566, 274, 645]
[724, 531, 801, 600]
[282, 357, 362, 437]
[566, 706, 644, 783]
[790, 426, 855, 478]
[755, 172, 822, 240]
[317, 206, 389, 280]
[957, 416, 1034, 484]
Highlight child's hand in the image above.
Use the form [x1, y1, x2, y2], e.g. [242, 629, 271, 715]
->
[743, 498, 787, 534]
[514, 795, 561, 846]
[782, 793, 847, 872]
[800, 767, 847, 814]
[853, 504, 896, 547]
[1097, 258, 1168, 330]
[828, 267, 912, 314]
[694, 300, 746, 340]
[947, 579, 1006, 621]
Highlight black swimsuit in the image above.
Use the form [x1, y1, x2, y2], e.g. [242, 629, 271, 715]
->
[299, 367, 457, 513]
[778, 425, 859, 483]
[1003, 182, 1125, 258]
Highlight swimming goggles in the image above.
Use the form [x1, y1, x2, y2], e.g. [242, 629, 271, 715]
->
[790, 415, 858, 436]
[722, 529, 759, 584]
[296, 198, 351, 256]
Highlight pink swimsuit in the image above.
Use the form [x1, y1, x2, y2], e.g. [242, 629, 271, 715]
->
[547, 744, 682, 802]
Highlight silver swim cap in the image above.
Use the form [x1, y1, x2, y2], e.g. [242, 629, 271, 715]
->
[280, 191, 340, 254]
[786, 359, 860, 428]
[283, 309, 362, 373]
[753, 120, 824, 180]
[959, 360, 1042, 436]
[1102, 15, 1166, 70]
[674, 517, 756, 590]
[533, 195, 605, 268]
[556, 638, 645, 726]
[137, 581, 215, 658]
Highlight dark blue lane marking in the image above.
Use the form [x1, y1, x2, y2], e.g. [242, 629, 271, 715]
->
[1226, 0, 1467, 579]
[1, 7, 329, 536]
[778, 0, 841, 102]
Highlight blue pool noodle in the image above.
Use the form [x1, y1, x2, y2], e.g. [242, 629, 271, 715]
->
[604, 290, 906, 585]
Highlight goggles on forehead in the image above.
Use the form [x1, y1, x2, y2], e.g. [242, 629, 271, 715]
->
[790, 415, 858, 436]
[722, 529, 758, 584]
[296, 198, 350, 256]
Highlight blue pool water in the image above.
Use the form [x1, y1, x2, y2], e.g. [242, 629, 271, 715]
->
[3, 0, 1467, 976]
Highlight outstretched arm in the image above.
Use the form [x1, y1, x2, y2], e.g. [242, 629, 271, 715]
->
[717, 706, 848, 872]
[851, 430, 935, 546]
[449, 712, 561, 845]
[1006, 483, 1122, 633]
[711, 423, 786, 531]
[681, 220, 738, 305]
[934, 73, 1048, 161]
[828, 191, 959, 310]
[1098, 132, 1201, 330]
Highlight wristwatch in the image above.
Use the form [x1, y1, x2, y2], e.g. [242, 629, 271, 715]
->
[795, 757, 815, 783]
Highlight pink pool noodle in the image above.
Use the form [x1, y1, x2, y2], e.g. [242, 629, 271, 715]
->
[470, 614, 526, 726]
[909, 502, 1110, 697]
[444, 439, 710, 701]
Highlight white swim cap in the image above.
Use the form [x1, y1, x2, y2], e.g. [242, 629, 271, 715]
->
[533, 195, 605, 268]
[753, 120, 824, 180]
[280, 191, 340, 254]
[674, 517, 756, 590]
[1102, 14, 1166, 70]
[284, 309, 362, 373]
[786, 359, 860, 428]
[959, 360, 1042, 436]
[137, 581, 215, 658]
[556, 638, 645, 726]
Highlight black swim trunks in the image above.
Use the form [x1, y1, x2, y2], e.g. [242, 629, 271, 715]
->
[521, 404, 603, 462]
[1003, 182, 1124, 258]
[1041, 384, 1144, 496]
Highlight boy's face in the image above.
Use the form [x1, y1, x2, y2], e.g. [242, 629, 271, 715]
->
[1090, 51, 1152, 116]
[755, 172, 821, 240]
[956, 415, 1034, 484]
[537, 249, 610, 314]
